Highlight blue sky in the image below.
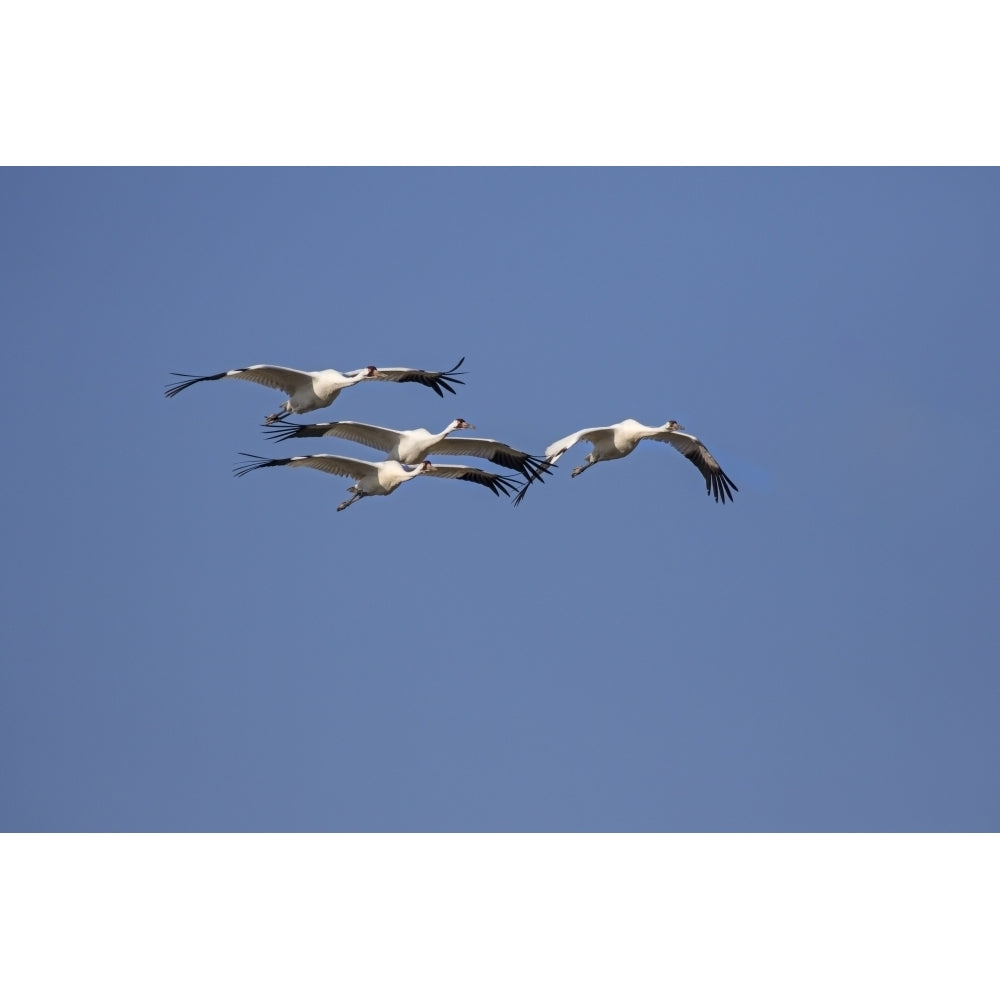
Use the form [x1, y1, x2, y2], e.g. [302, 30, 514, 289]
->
[2, 167, 998, 832]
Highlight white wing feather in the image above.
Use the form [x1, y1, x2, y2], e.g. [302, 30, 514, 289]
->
[284, 454, 383, 480]
[226, 365, 315, 394]
[302, 421, 406, 452]
[544, 426, 615, 462]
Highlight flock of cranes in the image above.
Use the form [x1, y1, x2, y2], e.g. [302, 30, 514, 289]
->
[165, 357, 739, 511]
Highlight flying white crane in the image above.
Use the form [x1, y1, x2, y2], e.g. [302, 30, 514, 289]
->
[514, 418, 738, 506]
[262, 417, 551, 482]
[234, 452, 523, 511]
[165, 358, 466, 424]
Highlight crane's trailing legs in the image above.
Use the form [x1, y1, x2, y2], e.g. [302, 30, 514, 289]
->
[264, 404, 291, 425]
[336, 491, 364, 512]
[570, 460, 595, 478]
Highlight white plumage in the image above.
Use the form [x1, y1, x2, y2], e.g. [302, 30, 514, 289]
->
[262, 417, 549, 481]
[168, 356, 742, 517]
[165, 358, 465, 424]
[234, 452, 522, 512]
[515, 418, 738, 505]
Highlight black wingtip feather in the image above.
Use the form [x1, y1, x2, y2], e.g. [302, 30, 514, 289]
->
[233, 452, 291, 478]
[510, 458, 556, 507]
[430, 357, 466, 396]
[705, 470, 738, 504]
[262, 421, 306, 443]
[453, 469, 522, 497]
[164, 370, 229, 398]
[489, 473, 523, 499]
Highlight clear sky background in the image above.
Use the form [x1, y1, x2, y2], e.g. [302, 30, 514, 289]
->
[2, 167, 998, 832]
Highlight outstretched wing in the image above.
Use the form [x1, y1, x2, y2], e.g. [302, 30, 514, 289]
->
[422, 463, 522, 497]
[263, 420, 403, 451]
[430, 435, 550, 479]
[651, 429, 739, 504]
[544, 425, 616, 463]
[374, 357, 466, 396]
[166, 365, 312, 399]
[281, 453, 383, 481]
[233, 452, 380, 481]
[511, 425, 614, 507]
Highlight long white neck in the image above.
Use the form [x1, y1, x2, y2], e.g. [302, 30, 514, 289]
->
[429, 422, 462, 448]
[639, 421, 678, 438]
[381, 461, 429, 491]
[400, 461, 431, 482]
[625, 420, 660, 440]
